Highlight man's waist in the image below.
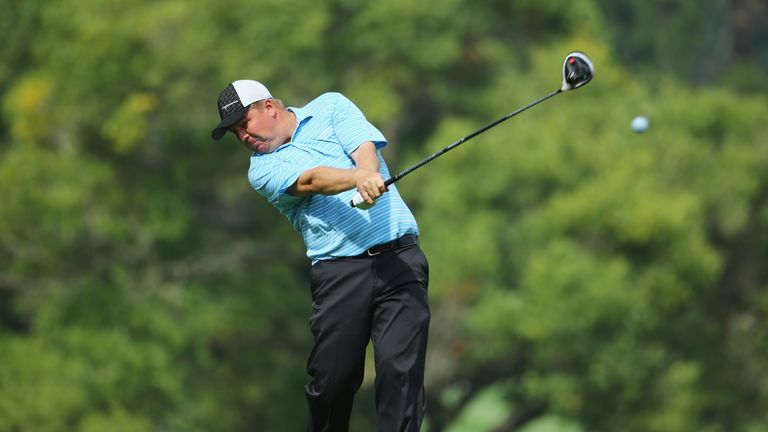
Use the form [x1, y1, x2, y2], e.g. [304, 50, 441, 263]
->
[356, 234, 419, 257]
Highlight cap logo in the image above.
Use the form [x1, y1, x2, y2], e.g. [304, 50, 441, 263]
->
[217, 84, 245, 118]
[221, 101, 239, 111]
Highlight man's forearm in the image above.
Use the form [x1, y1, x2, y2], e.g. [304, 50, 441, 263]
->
[290, 141, 384, 197]
[291, 166, 358, 196]
[351, 141, 380, 172]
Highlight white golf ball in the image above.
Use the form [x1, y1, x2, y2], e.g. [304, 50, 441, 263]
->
[631, 116, 649, 133]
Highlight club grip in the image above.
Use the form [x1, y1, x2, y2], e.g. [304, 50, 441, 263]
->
[349, 192, 366, 208]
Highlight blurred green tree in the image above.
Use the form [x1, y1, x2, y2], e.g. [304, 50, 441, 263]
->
[1, 0, 767, 431]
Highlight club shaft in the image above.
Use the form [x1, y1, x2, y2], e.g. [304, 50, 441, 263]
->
[384, 88, 562, 187]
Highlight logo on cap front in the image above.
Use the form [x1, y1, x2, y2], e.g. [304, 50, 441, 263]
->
[217, 85, 244, 119]
[221, 101, 239, 111]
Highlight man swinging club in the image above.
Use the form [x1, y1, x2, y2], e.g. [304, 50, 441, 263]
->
[211, 80, 430, 432]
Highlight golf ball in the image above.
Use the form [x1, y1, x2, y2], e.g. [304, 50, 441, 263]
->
[631, 116, 649, 133]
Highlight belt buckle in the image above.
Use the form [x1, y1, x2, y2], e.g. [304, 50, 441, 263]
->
[366, 239, 394, 256]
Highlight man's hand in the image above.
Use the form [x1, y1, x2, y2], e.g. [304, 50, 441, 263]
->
[353, 168, 386, 208]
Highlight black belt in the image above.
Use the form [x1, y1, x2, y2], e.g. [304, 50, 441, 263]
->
[360, 234, 419, 257]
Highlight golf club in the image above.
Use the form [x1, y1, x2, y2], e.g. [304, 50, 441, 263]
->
[350, 51, 595, 208]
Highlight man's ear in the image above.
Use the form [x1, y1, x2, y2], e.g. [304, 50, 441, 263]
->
[263, 99, 278, 118]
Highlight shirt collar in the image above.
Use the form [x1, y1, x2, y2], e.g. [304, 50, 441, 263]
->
[288, 106, 314, 141]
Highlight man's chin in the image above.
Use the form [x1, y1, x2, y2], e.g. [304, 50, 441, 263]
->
[245, 142, 266, 153]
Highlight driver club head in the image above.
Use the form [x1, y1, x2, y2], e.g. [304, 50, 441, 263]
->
[561, 51, 594, 91]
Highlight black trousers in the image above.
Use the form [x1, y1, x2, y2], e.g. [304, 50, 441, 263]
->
[305, 242, 430, 432]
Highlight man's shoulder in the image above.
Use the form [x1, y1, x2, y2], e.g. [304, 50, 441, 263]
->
[302, 92, 350, 112]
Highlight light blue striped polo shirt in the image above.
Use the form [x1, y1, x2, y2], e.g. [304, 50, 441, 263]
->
[248, 92, 418, 262]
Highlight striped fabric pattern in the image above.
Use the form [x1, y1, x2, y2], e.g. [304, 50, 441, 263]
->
[248, 92, 419, 262]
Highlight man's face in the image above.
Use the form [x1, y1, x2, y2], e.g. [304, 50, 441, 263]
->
[229, 101, 276, 153]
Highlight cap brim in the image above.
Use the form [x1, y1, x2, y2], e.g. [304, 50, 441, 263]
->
[211, 106, 249, 140]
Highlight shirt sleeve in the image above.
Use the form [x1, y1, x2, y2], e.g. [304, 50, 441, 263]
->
[248, 154, 305, 206]
[330, 94, 387, 155]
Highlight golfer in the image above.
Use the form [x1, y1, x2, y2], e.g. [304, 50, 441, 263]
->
[211, 80, 430, 432]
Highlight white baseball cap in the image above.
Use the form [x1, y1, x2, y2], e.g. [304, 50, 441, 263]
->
[211, 80, 273, 140]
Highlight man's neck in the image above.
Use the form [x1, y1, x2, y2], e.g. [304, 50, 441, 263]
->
[285, 110, 298, 143]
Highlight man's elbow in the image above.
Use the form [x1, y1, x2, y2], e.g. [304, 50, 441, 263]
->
[289, 179, 314, 196]
[290, 168, 324, 196]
